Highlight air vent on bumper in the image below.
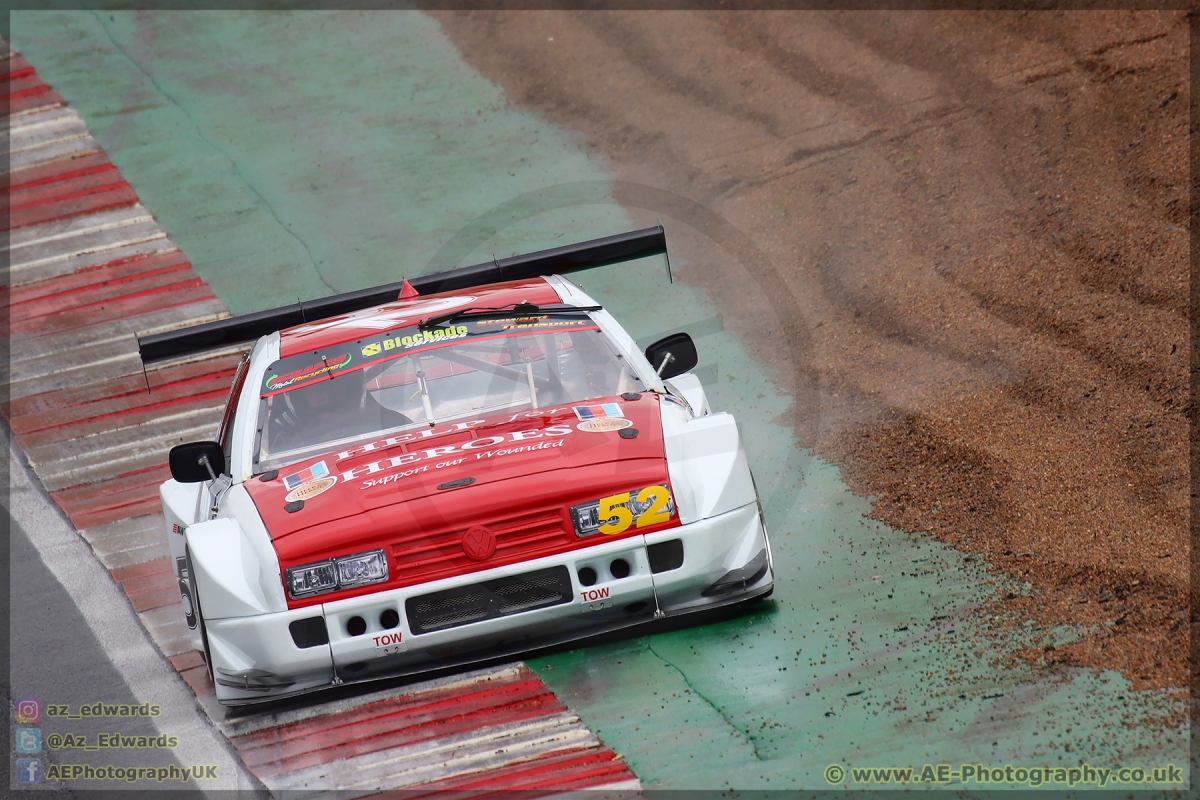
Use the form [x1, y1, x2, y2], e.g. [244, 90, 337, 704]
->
[289, 616, 329, 649]
[647, 539, 684, 573]
[406, 566, 572, 634]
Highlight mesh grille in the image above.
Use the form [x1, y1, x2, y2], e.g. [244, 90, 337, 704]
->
[411, 590, 487, 616]
[406, 566, 572, 634]
[421, 607, 490, 630]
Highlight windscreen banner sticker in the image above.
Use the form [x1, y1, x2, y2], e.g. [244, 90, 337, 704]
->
[262, 314, 600, 397]
[264, 354, 351, 392]
[476, 316, 594, 332]
[284, 461, 330, 491]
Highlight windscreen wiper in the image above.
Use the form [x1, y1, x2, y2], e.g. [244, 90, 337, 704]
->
[419, 302, 602, 329]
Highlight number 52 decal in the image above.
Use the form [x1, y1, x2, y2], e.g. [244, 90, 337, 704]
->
[598, 485, 673, 535]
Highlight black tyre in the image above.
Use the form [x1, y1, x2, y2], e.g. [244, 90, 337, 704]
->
[185, 546, 214, 681]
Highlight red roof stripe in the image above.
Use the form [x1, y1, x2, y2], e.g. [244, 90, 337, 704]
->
[277, 279, 564, 357]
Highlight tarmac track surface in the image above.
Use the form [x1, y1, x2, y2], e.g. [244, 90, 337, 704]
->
[9, 9, 1190, 792]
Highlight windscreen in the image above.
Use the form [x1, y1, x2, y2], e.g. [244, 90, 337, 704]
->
[255, 314, 643, 470]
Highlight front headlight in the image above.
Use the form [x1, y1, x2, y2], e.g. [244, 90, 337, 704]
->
[570, 484, 676, 538]
[286, 549, 388, 599]
[286, 562, 338, 598]
[337, 550, 389, 587]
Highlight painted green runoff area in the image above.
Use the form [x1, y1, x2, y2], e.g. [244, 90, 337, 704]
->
[14, 11, 1187, 792]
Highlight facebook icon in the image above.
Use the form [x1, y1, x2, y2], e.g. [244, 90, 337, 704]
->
[16, 758, 41, 783]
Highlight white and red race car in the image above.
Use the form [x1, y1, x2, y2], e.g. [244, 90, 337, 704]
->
[144, 227, 773, 705]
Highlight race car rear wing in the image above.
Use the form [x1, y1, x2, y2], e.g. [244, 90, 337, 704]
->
[137, 225, 668, 365]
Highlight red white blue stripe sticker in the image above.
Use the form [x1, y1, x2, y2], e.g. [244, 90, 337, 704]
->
[573, 403, 623, 420]
[284, 460, 330, 491]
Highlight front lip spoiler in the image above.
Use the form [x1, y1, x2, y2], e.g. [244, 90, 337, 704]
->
[214, 582, 774, 707]
[701, 548, 770, 596]
[214, 668, 297, 692]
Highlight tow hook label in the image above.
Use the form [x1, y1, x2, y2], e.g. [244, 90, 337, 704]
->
[581, 586, 612, 612]
[373, 631, 406, 656]
[581, 587, 610, 602]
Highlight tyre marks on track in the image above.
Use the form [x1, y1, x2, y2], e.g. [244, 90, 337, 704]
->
[2, 43, 638, 796]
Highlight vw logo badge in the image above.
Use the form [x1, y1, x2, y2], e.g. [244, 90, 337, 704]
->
[462, 525, 497, 560]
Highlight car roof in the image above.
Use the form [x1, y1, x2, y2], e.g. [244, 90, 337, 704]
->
[276, 277, 568, 357]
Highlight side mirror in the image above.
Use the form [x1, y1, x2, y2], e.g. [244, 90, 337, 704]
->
[644, 333, 698, 381]
[169, 441, 226, 484]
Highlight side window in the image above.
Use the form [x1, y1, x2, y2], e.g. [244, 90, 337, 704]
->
[216, 354, 252, 474]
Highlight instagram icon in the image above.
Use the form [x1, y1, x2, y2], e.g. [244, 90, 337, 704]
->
[14, 698, 40, 724]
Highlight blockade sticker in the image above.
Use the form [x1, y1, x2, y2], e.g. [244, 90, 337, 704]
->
[285, 476, 337, 503]
[361, 325, 469, 357]
[284, 461, 330, 491]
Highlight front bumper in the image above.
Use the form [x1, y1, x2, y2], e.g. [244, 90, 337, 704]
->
[205, 501, 772, 705]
